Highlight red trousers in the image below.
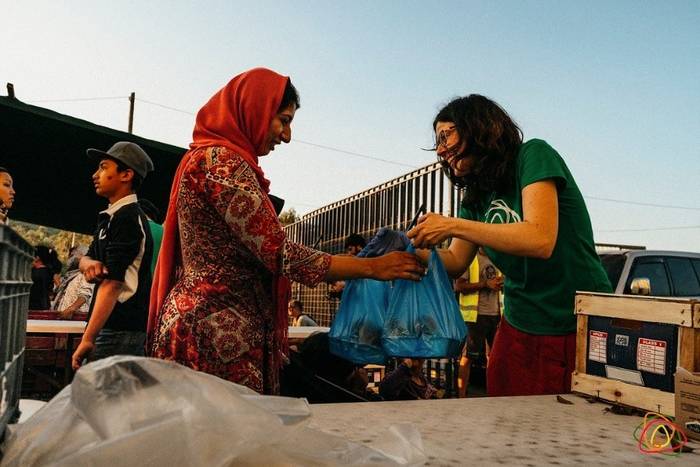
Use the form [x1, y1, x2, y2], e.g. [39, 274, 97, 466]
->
[486, 318, 576, 397]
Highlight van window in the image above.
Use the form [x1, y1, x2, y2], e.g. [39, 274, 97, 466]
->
[625, 257, 671, 296]
[599, 254, 626, 290]
[667, 257, 700, 296]
[693, 259, 700, 282]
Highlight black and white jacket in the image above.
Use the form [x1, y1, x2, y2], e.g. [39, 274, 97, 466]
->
[87, 194, 153, 332]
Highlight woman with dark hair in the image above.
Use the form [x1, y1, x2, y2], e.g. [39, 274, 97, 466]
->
[0, 166, 15, 224]
[29, 245, 56, 310]
[408, 94, 611, 397]
[149, 68, 423, 395]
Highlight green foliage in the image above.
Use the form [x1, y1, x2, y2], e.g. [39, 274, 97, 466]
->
[10, 220, 92, 265]
[279, 208, 299, 226]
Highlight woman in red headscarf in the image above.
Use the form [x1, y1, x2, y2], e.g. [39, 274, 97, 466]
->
[149, 68, 423, 394]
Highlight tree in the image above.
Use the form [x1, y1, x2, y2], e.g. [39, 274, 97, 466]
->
[278, 208, 299, 226]
[10, 221, 92, 268]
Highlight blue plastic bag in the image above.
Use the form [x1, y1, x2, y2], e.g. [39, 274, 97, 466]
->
[382, 246, 467, 358]
[357, 227, 410, 258]
[328, 279, 390, 364]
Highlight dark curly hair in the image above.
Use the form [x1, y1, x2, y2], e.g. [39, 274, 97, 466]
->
[35, 245, 62, 273]
[344, 233, 366, 250]
[278, 78, 300, 112]
[433, 94, 523, 206]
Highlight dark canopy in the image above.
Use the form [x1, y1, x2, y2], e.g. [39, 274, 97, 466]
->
[0, 96, 186, 234]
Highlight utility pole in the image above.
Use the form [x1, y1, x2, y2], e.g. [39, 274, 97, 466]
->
[128, 92, 135, 133]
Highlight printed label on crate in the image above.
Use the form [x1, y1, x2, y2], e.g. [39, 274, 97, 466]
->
[637, 338, 667, 375]
[615, 334, 629, 347]
[605, 365, 644, 386]
[588, 330, 607, 364]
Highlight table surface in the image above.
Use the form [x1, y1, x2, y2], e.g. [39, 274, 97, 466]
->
[287, 326, 329, 339]
[24, 322, 326, 336]
[17, 399, 47, 423]
[26, 319, 87, 334]
[309, 394, 699, 466]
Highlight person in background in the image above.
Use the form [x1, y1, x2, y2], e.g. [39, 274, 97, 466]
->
[139, 198, 164, 276]
[408, 94, 611, 397]
[281, 332, 377, 403]
[52, 245, 94, 319]
[379, 358, 436, 401]
[72, 141, 154, 370]
[47, 247, 63, 296]
[29, 245, 55, 310]
[288, 299, 318, 327]
[149, 68, 423, 395]
[0, 166, 15, 224]
[344, 233, 366, 256]
[328, 233, 367, 298]
[454, 247, 502, 397]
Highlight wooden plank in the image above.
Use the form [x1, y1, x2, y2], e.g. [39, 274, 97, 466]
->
[571, 372, 675, 416]
[26, 320, 87, 333]
[694, 303, 700, 371]
[575, 293, 693, 326]
[677, 327, 698, 372]
[575, 315, 588, 373]
[696, 327, 700, 372]
[24, 349, 59, 366]
[24, 336, 55, 349]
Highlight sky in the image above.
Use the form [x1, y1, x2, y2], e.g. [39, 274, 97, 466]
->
[2, 0, 699, 251]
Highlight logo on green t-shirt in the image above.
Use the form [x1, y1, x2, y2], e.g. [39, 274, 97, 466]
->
[484, 199, 521, 224]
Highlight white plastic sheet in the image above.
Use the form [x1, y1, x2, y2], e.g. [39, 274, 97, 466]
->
[2, 356, 424, 466]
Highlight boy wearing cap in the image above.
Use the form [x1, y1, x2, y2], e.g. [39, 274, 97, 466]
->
[72, 142, 154, 370]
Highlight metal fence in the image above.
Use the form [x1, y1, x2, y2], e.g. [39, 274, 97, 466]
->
[284, 161, 463, 326]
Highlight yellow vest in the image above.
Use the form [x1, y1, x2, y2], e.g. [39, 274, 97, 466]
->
[459, 256, 480, 323]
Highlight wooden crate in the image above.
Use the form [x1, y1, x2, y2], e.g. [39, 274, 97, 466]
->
[571, 292, 699, 416]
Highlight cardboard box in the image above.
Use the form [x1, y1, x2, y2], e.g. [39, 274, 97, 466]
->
[675, 367, 700, 441]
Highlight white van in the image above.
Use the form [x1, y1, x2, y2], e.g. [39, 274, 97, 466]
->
[598, 249, 700, 298]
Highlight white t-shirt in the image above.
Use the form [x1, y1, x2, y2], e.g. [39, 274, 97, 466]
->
[293, 314, 318, 327]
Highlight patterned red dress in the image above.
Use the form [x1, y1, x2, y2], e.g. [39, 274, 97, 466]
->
[150, 146, 330, 394]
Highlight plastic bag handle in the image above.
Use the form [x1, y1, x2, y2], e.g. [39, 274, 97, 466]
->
[405, 203, 426, 232]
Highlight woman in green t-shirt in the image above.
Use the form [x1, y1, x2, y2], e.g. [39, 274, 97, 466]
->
[408, 94, 611, 397]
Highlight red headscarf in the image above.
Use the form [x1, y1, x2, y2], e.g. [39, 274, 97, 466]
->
[148, 68, 291, 372]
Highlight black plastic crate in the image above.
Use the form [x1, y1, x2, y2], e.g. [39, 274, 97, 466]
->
[1, 353, 24, 438]
[1, 283, 30, 367]
[1, 224, 33, 439]
[0, 225, 34, 283]
[586, 316, 679, 392]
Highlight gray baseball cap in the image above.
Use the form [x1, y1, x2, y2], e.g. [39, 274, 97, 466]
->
[87, 141, 154, 178]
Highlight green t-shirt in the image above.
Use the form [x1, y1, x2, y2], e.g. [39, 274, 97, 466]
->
[147, 219, 163, 276]
[459, 139, 611, 335]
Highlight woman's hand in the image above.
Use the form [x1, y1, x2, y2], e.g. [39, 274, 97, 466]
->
[407, 213, 456, 249]
[370, 251, 425, 281]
